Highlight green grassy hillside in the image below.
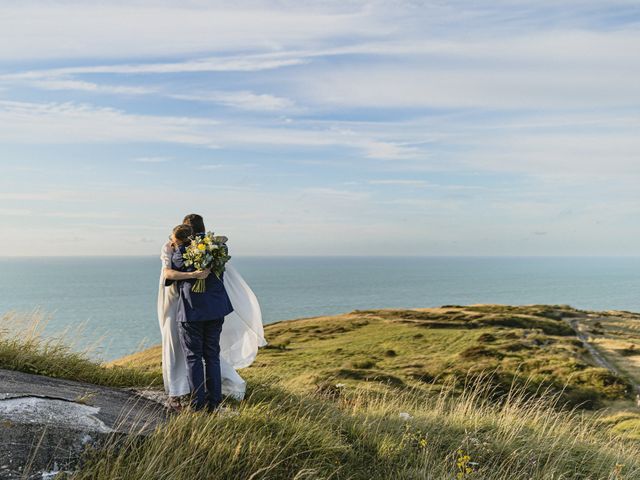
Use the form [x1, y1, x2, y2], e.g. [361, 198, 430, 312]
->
[3, 306, 640, 479]
[113, 304, 632, 409]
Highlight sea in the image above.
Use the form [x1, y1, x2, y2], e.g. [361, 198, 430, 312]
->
[0, 256, 639, 361]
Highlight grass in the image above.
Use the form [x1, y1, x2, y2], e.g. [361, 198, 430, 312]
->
[4, 306, 640, 478]
[598, 410, 640, 440]
[68, 376, 640, 479]
[0, 310, 161, 388]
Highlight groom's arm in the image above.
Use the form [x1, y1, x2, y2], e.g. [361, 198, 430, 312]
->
[171, 248, 190, 272]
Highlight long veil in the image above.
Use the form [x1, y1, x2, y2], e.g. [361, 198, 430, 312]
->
[219, 262, 268, 399]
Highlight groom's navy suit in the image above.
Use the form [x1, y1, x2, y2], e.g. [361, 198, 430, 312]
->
[172, 243, 234, 410]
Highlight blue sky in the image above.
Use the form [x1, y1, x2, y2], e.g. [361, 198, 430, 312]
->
[1, 0, 639, 256]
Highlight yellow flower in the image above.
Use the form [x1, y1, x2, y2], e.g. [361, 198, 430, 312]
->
[197, 243, 206, 251]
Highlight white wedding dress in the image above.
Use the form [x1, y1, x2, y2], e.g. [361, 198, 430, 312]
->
[157, 241, 267, 399]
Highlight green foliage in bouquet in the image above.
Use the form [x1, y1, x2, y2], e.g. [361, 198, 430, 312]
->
[182, 232, 231, 293]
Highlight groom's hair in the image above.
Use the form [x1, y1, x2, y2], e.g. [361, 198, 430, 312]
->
[183, 213, 205, 234]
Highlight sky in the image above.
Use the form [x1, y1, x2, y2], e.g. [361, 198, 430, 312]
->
[1, 0, 639, 256]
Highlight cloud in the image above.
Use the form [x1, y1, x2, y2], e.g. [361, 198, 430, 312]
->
[0, 208, 32, 216]
[300, 187, 370, 202]
[0, 191, 88, 201]
[198, 164, 224, 170]
[10, 26, 640, 112]
[292, 56, 640, 110]
[0, 100, 221, 147]
[132, 156, 172, 163]
[368, 180, 429, 186]
[3, 1, 640, 116]
[0, 2, 388, 61]
[440, 117, 640, 176]
[170, 90, 296, 111]
[0, 100, 425, 160]
[29, 78, 155, 95]
[0, 193, 54, 201]
[44, 211, 125, 219]
[2, 56, 309, 79]
[0, 71, 296, 112]
[358, 139, 422, 160]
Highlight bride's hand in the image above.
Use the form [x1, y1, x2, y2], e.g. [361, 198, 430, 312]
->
[193, 269, 211, 280]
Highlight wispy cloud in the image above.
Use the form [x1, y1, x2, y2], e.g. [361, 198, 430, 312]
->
[368, 180, 429, 186]
[2, 57, 309, 79]
[44, 211, 125, 219]
[170, 90, 296, 112]
[0, 72, 295, 112]
[0, 208, 32, 216]
[198, 164, 224, 170]
[29, 78, 156, 95]
[132, 156, 172, 163]
[0, 2, 388, 61]
[0, 191, 83, 201]
[300, 187, 370, 202]
[0, 100, 220, 147]
[0, 100, 427, 160]
[292, 57, 640, 109]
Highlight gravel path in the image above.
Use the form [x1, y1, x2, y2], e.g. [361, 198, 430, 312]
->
[565, 318, 640, 394]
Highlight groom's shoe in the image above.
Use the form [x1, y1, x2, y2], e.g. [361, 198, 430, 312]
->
[187, 399, 207, 413]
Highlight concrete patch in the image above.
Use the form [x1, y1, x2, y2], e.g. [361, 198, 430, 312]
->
[0, 396, 112, 434]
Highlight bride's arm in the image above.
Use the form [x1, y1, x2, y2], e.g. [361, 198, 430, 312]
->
[164, 268, 208, 280]
[161, 241, 209, 281]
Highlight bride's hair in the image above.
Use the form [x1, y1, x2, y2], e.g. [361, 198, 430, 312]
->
[183, 213, 205, 234]
[172, 224, 193, 245]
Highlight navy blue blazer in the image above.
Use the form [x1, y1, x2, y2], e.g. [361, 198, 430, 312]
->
[172, 245, 234, 322]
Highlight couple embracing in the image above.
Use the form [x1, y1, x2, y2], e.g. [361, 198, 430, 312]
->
[157, 213, 266, 412]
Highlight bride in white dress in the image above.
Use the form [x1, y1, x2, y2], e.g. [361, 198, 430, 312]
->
[157, 234, 266, 408]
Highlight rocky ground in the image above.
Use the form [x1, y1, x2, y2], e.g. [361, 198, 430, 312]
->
[0, 369, 166, 479]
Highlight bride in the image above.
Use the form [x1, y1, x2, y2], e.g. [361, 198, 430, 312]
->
[157, 215, 266, 411]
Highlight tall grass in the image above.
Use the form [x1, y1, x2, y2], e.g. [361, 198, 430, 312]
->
[0, 310, 161, 388]
[69, 375, 640, 480]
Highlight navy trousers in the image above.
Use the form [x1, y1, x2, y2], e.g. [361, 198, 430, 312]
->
[178, 318, 224, 409]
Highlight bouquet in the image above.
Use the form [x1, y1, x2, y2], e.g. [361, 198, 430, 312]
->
[182, 231, 231, 293]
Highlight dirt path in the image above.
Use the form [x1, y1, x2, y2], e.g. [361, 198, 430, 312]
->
[565, 318, 640, 394]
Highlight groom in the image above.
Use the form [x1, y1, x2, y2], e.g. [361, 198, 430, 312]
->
[173, 213, 234, 411]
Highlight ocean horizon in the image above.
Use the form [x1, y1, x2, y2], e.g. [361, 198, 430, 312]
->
[1, 255, 639, 361]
